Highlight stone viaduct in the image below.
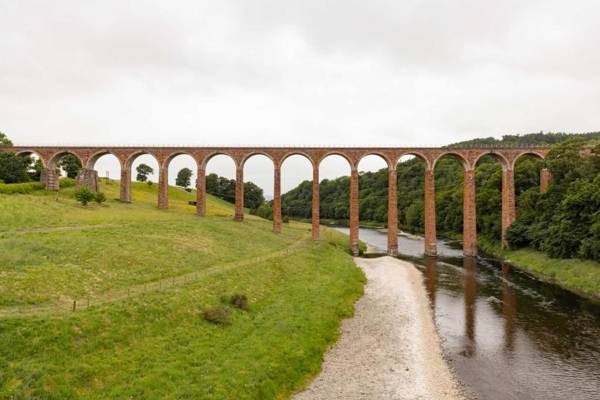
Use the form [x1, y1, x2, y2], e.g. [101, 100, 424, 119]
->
[3, 145, 551, 257]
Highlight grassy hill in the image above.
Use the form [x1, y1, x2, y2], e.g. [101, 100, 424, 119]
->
[0, 181, 365, 399]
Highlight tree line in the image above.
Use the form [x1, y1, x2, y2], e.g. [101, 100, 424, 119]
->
[274, 132, 600, 261]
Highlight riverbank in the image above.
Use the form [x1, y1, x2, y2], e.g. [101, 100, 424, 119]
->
[479, 240, 600, 302]
[294, 256, 465, 400]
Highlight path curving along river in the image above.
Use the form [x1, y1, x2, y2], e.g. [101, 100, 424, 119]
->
[335, 227, 600, 400]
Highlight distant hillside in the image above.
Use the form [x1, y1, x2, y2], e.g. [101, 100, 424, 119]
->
[447, 131, 600, 147]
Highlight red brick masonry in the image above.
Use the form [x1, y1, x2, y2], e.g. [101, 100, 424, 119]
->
[4, 146, 550, 257]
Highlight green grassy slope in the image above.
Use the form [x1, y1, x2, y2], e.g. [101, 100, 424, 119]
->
[0, 181, 365, 399]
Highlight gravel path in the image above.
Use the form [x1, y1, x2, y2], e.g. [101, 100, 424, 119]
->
[294, 256, 465, 400]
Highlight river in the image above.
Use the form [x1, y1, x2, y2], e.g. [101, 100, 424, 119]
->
[334, 227, 600, 400]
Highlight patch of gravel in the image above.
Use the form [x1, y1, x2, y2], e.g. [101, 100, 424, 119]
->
[294, 256, 465, 400]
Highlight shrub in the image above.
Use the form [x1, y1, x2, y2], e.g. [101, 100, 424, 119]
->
[59, 178, 76, 188]
[202, 306, 231, 325]
[507, 220, 530, 249]
[0, 181, 44, 194]
[74, 187, 95, 206]
[221, 294, 250, 311]
[230, 294, 249, 311]
[94, 192, 106, 204]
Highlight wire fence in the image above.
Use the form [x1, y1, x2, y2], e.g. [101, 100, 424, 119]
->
[0, 237, 310, 318]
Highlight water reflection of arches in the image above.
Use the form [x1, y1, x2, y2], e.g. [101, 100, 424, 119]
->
[423, 256, 437, 310]
[463, 256, 477, 357]
[501, 263, 517, 353]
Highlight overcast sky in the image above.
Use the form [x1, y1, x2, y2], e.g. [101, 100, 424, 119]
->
[1, 1, 599, 194]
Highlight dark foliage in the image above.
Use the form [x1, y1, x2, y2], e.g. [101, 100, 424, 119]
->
[205, 173, 265, 211]
[136, 163, 153, 182]
[58, 153, 82, 178]
[0, 153, 32, 183]
[228, 294, 249, 311]
[202, 306, 231, 325]
[176, 168, 192, 188]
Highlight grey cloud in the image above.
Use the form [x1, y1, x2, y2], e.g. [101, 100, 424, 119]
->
[1, 0, 599, 191]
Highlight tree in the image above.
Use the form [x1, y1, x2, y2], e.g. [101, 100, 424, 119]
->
[136, 163, 153, 182]
[0, 131, 13, 146]
[176, 168, 192, 189]
[28, 159, 43, 181]
[243, 182, 265, 211]
[0, 153, 31, 183]
[58, 154, 81, 178]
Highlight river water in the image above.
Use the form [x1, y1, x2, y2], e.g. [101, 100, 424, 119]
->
[335, 227, 600, 400]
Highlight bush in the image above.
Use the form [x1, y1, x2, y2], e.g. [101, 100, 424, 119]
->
[230, 294, 249, 311]
[59, 178, 76, 188]
[507, 220, 530, 249]
[0, 181, 44, 194]
[202, 306, 231, 325]
[94, 192, 106, 204]
[220, 294, 250, 311]
[74, 187, 95, 205]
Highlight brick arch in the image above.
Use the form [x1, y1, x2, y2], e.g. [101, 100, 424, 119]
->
[47, 150, 85, 169]
[280, 151, 315, 167]
[356, 152, 392, 169]
[15, 150, 47, 167]
[87, 149, 124, 169]
[432, 151, 469, 170]
[124, 150, 161, 170]
[395, 151, 431, 170]
[201, 151, 238, 169]
[512, 151, 546, 170]
[163, 150, 198, 170]
[241, 151, 276, 169]
[316, 151, 355, 169]
[472, 151, 510, 170]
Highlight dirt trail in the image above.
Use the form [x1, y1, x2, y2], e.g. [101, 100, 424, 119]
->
[294, 256, 465, 400]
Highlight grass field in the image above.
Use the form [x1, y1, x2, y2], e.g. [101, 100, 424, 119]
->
[0, 180, 365, 399]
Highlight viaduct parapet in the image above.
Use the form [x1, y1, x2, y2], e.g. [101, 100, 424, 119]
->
[3, 145, 551, 257]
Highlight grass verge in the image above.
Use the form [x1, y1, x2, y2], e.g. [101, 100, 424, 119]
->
[479, 238, 600, 302]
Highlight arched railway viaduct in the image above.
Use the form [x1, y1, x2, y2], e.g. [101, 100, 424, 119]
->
[3, 145, 551, 257]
